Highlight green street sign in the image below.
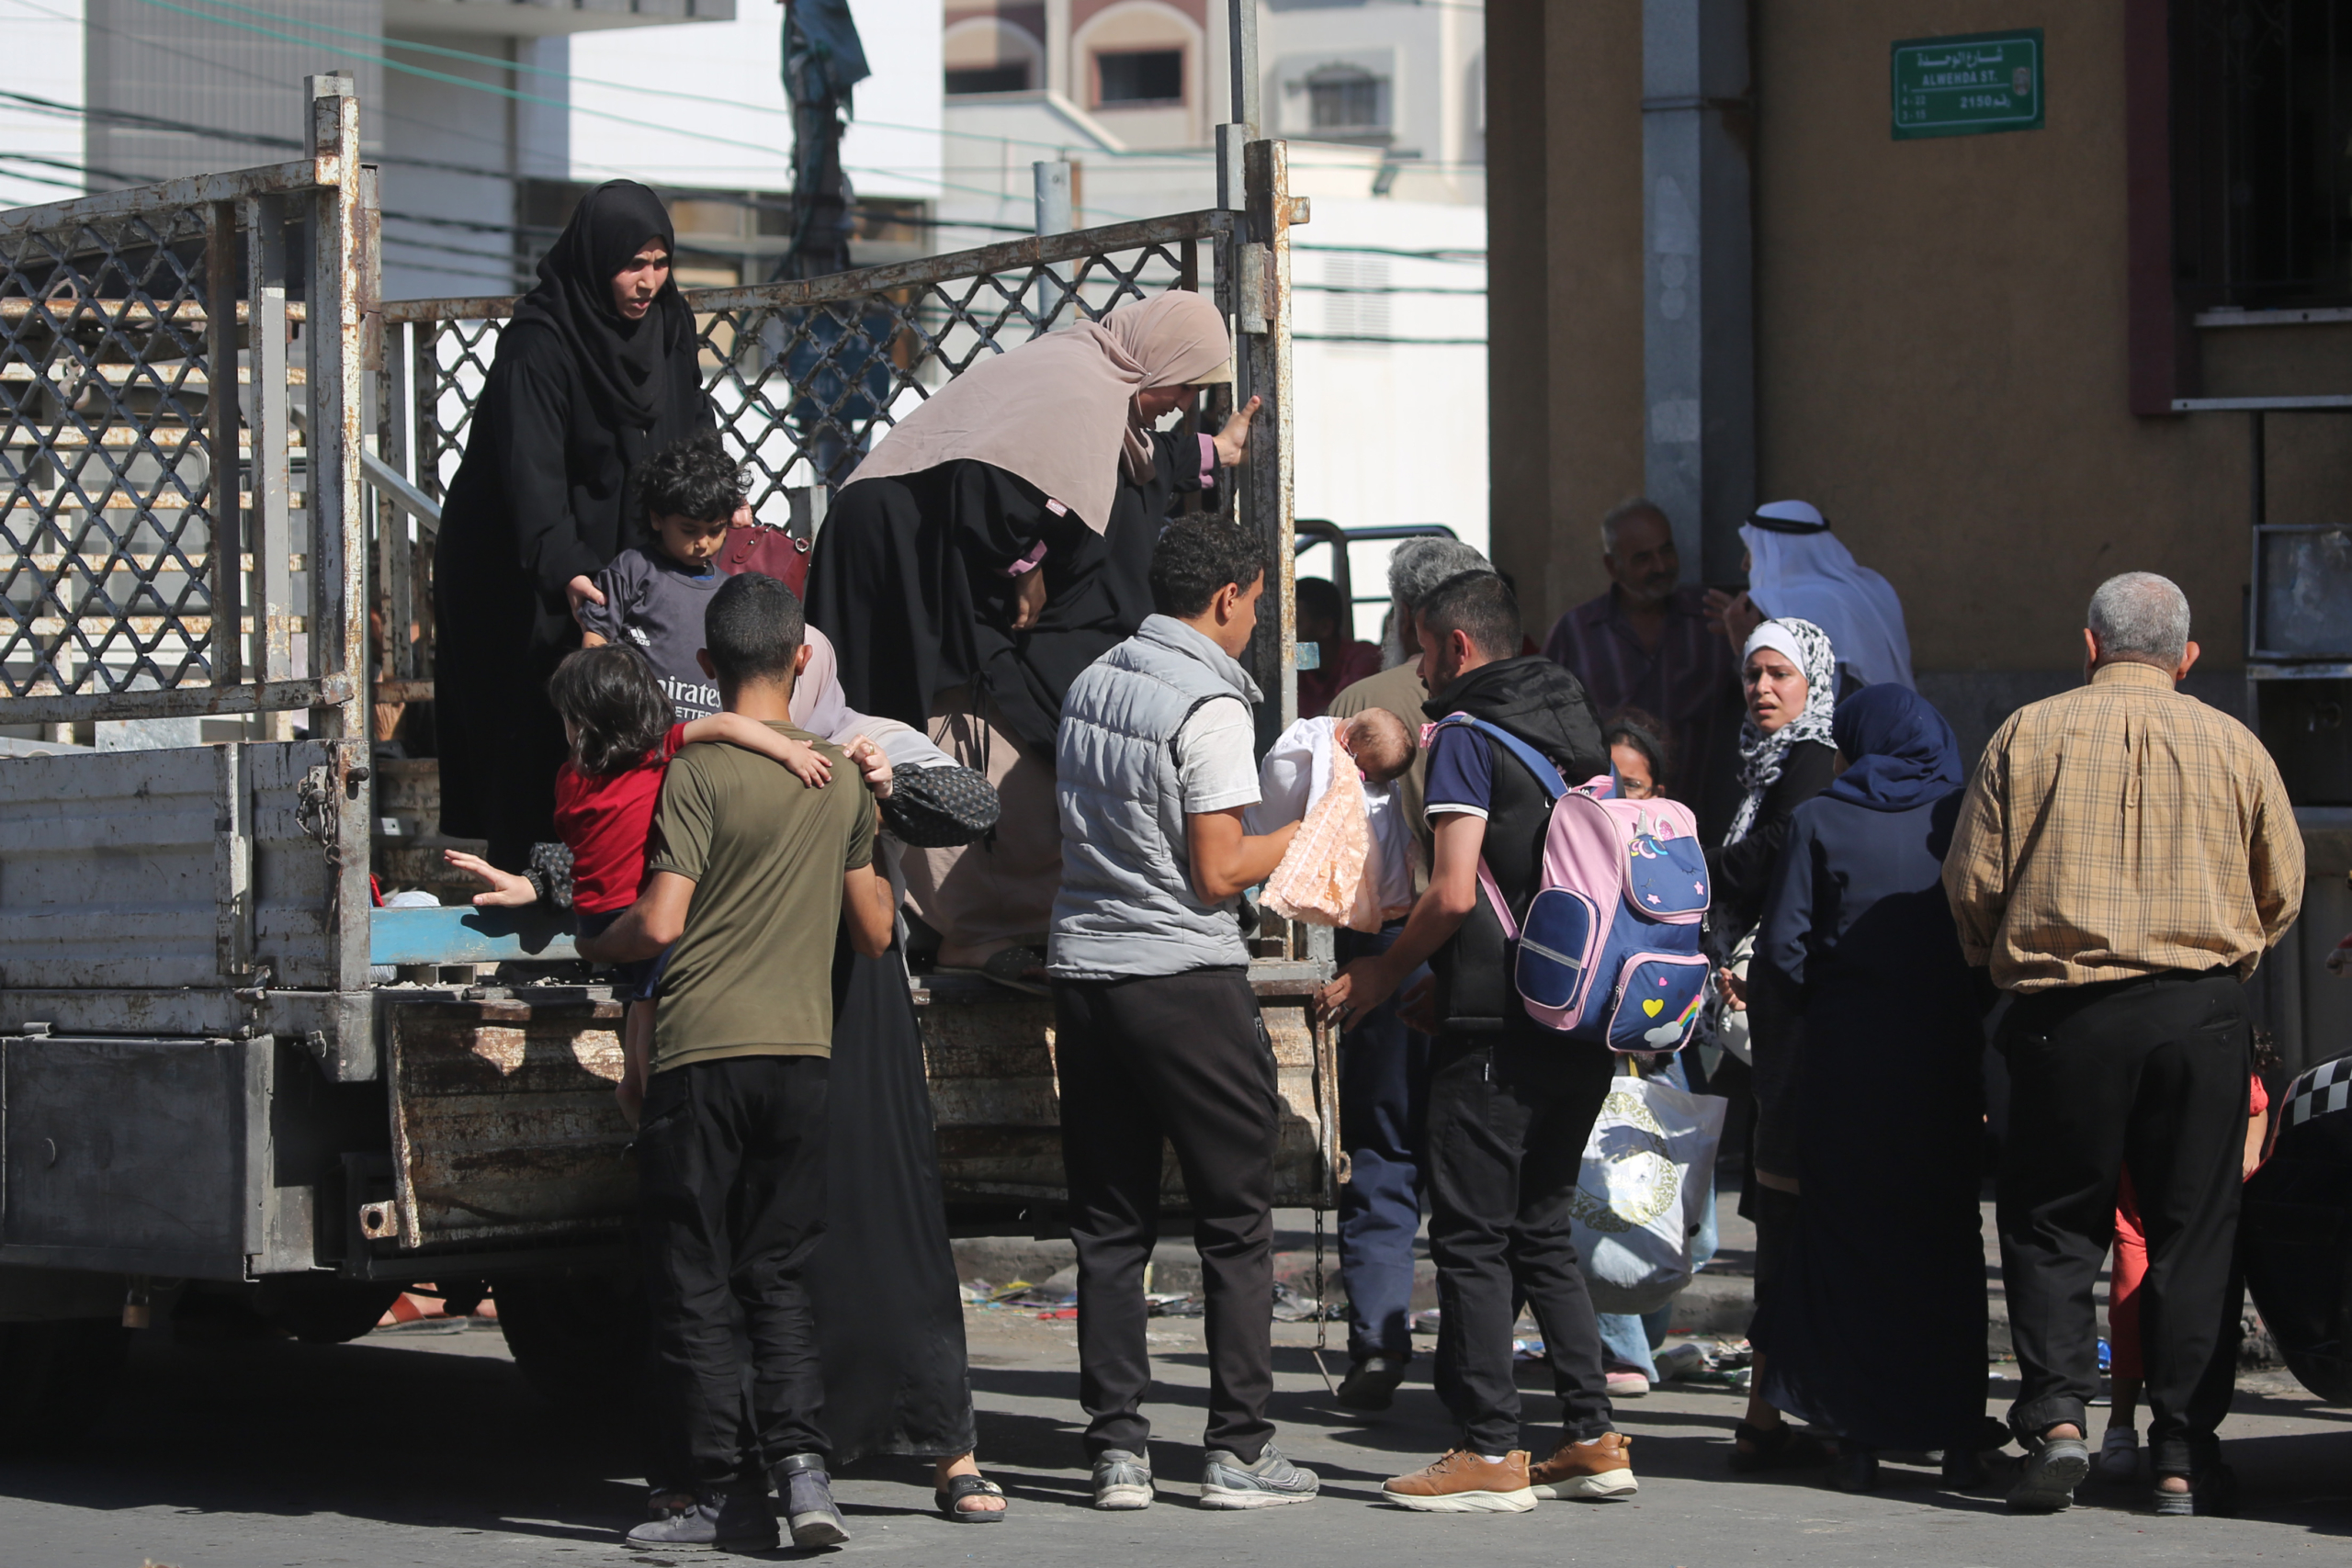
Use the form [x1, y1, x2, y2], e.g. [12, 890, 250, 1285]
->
[1892, 29, 2044, 140]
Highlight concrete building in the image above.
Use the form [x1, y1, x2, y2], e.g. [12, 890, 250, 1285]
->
[1482, 0, 2352, 756]
[938, 0, 1494, 614]
[0, 0, 941, 299]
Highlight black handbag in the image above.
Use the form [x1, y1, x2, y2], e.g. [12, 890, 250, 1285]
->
[880, 764, 1001, 848]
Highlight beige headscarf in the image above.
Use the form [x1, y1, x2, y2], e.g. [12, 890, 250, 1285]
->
[840, 291, 1232, 536]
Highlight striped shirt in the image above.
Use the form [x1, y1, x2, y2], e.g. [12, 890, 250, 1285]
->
[1941, 660, 2304, 992]
[1541, 584, 1737, 816]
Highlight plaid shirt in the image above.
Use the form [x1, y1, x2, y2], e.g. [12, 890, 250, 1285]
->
[1942, 660, 2305, 992]
[1541, 584, 1736, 808]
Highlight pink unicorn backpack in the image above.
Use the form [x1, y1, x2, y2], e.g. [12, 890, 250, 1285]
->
[1432, 715, 1713, 1052]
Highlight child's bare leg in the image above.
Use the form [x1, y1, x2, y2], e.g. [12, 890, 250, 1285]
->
[2107, 1375, 2140, 1430]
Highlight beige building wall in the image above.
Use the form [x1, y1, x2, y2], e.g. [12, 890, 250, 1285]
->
[1489, 0, 2352, 725]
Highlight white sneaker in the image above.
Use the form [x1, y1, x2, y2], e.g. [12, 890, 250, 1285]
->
[2096, 1427, 2141, 1483]
[1092, 1449, 1154, 1510]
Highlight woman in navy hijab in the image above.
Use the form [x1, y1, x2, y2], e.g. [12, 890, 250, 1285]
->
[1749, 683, 1996, 1492]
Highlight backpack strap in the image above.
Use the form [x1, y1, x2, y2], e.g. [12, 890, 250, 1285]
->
[1430, 713, 1569, 802]
[1430, 712, 1566, 942]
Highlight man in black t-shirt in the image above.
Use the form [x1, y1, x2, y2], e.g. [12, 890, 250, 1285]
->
[1318, 570, 1636, 1513]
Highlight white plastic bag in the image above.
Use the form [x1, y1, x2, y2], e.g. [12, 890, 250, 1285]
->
[1567, 1067, 1727, 1315]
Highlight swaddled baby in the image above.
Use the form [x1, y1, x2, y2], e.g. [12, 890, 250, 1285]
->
[1250, 707, 1418, 930]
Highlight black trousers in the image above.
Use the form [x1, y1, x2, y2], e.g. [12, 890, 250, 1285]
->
[638, 1055, 831, 1493]
[1053, 968, 1281, 1461]
[1997, 972, 2251, 1474]
[1425, 1034, 1618, 1456]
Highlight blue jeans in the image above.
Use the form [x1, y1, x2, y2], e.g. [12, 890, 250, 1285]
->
[1336, 924, 1432, 1362]
[1594, 1053, 1719, 1379]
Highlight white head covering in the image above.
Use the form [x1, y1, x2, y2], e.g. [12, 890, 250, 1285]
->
[1740, 500, 1915, 692]
[1727, 617, 1838, 845]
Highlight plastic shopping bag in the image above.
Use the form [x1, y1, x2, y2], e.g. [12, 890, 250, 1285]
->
[1568, 1067, 1727, 1315]
[1262, 722, 1374, 930]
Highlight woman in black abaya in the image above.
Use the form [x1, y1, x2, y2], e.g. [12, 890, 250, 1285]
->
[803, 293, 1252, 981]
[433, 181, 716, 867]
[1751, 683, 1994, 1492]
[790, 643, 1007, 1518]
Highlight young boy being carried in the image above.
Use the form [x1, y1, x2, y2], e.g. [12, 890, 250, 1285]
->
[579, 572, 897, 1553]
[576, 433, 741, 720]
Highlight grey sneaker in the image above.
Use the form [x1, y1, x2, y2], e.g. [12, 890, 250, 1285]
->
[2007, 1435, 2090, 1514]
[623, 1493, 778, 1551]
[1092, 1448, 1155, 1510]
[773, 1452, 851, 1548]
[1200, 1442, 1319, 1509]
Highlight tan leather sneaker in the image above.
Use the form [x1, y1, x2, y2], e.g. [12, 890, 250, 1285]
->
[1380, 1450, 1538, 1513]
[1529, 1433, 1640, 1500]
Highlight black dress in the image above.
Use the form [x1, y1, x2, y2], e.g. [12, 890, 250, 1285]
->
[1751, 791, 1991, 1451]
[431, 184, 712, 863]
[808, 931, 977, 1463]
[806, 430, 1204, 753]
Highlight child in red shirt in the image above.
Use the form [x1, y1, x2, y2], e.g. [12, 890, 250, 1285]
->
[446, 643, 854, 1120]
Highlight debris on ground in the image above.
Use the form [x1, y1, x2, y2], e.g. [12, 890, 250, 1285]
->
[1272, 1280, 1346, 1322]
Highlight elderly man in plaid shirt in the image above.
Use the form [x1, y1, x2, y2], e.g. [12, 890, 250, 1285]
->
[1944, 572, 2303, 1518]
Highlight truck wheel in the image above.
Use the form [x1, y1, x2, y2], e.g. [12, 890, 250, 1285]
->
[493, 1273, 646, 1413]
[0, 1319, 133, 1453]
[252, 1278, 408, 1345]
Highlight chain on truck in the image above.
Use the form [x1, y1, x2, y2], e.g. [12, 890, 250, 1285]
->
[0, 78, 1339, 1442]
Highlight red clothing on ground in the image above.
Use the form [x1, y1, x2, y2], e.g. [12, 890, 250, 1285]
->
[2108, 1074, 2269, 1380]
[553, 723, 686, 914]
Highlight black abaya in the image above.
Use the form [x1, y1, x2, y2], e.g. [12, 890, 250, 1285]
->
[808, 932, 977, 1464]
[1751, 791, 1992, 1452]
[806, 429, 1206, 753]
[432, 182, 712, 862]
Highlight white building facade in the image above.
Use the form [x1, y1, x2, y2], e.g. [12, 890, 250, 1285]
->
[936, 0, 1490, 604]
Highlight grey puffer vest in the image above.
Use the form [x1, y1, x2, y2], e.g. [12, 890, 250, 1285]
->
[1048, 615, 1263, 980]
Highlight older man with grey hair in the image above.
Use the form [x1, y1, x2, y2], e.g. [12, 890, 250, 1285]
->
[1317, 536, 1496, 1410]
[1945, 571, 2303, 1517]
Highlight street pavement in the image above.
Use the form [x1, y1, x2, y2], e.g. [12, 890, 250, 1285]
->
[3, 1297, 2347, 1567]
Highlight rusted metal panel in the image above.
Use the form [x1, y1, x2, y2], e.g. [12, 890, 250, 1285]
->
[379, 1000, 635, 1252]
[919, 976, 1336, 1211]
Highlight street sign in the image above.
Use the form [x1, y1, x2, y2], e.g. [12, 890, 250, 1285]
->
[1892, 29, 2044, 141]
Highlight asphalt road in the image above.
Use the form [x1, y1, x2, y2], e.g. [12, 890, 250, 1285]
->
[4, 1304, 2348, 1567]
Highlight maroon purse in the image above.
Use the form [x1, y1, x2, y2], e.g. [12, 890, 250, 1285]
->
[718, 522, 813, 599]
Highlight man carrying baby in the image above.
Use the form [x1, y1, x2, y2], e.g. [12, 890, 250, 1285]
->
[1047, 518, 1318, 1512]
[580, 572, 898, 1552]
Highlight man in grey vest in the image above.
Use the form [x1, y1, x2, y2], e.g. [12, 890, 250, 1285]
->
[1048, 518, 1318, 1511]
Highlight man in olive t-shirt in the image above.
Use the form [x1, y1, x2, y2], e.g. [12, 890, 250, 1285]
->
[579, 572, 895, 1552]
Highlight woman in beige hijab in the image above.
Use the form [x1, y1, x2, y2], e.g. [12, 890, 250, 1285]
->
[805, 290, 1257, 987]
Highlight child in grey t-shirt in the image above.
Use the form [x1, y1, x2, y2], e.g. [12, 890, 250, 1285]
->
[577, 434, 742, 719]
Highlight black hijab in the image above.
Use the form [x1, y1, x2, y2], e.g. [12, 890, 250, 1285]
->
[509, 180, 693, 441]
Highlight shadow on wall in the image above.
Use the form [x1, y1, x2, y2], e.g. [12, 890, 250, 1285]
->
[1917, 669, 2252, 775]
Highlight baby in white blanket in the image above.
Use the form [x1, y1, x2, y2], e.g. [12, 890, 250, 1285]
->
[1249, 707, 1419, 923]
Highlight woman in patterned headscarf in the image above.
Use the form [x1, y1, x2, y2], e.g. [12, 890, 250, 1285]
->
[1706, 616, 1841, 1475]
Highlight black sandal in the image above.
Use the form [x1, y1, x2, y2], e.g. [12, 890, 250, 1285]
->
[1729, 1420, 1831, 1473]
[935, 1473, 1007, 1521]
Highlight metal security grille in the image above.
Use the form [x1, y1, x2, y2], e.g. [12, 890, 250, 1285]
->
[0, 75, 368, 735]
[2175, 0, 2352, 309]
[375, 141, 1301, 726]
